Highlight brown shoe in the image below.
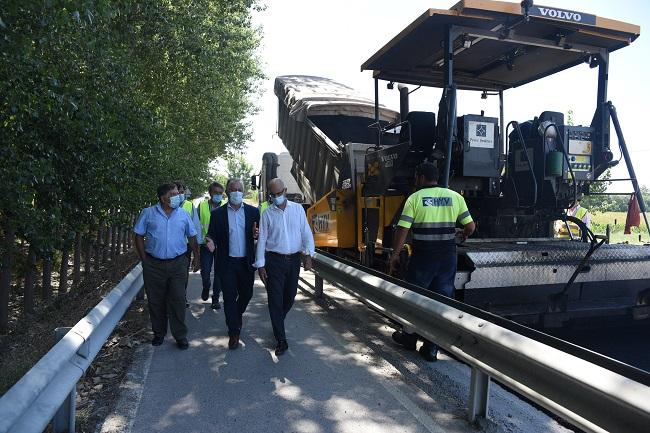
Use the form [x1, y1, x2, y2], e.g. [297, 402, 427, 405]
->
[228, 334, 240, 350]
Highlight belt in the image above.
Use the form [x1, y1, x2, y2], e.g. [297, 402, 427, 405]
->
[147, 253, 186, 262]
[266, 251, 301, 259]
[228, 256, 248, 260]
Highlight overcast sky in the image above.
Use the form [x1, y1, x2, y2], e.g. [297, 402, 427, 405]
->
[245, 0, 650, 192]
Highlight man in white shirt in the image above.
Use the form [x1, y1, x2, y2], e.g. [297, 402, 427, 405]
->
[256, 178, 315, 356]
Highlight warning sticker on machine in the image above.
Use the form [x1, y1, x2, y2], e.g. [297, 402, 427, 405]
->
[468, 121, 494, 148]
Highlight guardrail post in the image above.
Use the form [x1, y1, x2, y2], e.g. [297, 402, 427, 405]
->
[52, 327, 76, 433]
[468, 367, 490, 423]
[314, 274, 323, 298]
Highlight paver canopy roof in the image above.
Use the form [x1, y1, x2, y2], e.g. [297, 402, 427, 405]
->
[361, 0, 640, 91]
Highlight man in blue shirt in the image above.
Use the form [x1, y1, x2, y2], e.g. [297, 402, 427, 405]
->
[205, 179, 260, 350]
[134, 183, 200, 350]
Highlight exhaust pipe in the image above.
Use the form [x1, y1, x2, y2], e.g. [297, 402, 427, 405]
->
[398, 84, 409, 122]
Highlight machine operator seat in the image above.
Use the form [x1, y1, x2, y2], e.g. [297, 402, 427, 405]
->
[399, 111, 436, 164]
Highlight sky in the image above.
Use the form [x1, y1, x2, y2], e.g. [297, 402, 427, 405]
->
[245, 0, 650, 192]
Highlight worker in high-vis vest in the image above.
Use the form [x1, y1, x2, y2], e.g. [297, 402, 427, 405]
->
[389, 162, 475, 362]
[556, 193, 591, 240]
[198, 182, 225, 309]
[175, 181, 203, 308]
[260, 198, 270, 214]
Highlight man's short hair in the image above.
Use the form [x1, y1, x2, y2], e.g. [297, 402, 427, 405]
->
[416, 162, 439, 182]
[209, 182, 224, 194]
[157, 183, 177, 199]
[226, 178, 244, 192]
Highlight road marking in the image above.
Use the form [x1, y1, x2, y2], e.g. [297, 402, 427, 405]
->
[97, 344, 154, 433]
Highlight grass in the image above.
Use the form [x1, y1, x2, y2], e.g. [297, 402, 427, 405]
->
[590, 211, 649, 244]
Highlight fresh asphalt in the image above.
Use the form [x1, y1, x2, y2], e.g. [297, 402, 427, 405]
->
[99, 271, 572, 433]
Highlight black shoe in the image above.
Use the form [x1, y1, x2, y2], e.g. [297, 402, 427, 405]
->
[211, 301, 221, 310]
[201, 286, 210, 301]
[392, 331, 417, 351]
[275, 340, 289, 356]
[152, 336, 164, 346]
[228, 334, 240, 350]
[176, 338, 189, 350]
[419, 346, 437, 362]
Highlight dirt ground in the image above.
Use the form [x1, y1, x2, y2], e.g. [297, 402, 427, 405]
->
[0, 251, 153, 433]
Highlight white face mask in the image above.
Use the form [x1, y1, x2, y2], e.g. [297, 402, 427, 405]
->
[272, 194, 286, 206]
[229, 191, 243, 205]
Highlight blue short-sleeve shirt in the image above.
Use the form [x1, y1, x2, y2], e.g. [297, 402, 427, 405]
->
[133, 203, 197, 259]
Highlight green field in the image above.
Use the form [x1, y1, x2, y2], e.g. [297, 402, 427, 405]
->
[590, 211, 649, 244]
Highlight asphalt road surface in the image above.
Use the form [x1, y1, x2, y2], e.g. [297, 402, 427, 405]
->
[100, 271, 571, 433]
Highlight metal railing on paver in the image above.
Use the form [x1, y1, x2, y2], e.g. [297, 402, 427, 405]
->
[0, 264, 143, 433]
[311, 250, 650, 433]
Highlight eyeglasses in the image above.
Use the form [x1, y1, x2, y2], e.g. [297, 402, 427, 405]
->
[269, 189, 286, 198]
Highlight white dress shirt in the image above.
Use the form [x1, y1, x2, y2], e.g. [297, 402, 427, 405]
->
[255, 200, 315, 268]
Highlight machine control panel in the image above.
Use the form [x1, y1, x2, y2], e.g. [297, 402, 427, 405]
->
[563, 126, 594, 181]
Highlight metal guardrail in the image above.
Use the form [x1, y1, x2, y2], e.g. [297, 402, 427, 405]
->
[312, 252, 650, 433]
[0, 264, 143, 433]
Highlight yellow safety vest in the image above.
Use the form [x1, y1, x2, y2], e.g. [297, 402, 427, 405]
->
[181, 200, 193, 215]
[260, 200, 270, 214]
[198, 199, 213, 241]
[557, 206, 589, 239]
[397, 187, 473, 251]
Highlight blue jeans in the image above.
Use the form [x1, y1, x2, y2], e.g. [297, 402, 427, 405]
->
[200, 244, 221, 302]
[405, 251, 457, 353]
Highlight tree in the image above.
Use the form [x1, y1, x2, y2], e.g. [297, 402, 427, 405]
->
[225, 156, 255, 196]
[0, 0, 263, 331]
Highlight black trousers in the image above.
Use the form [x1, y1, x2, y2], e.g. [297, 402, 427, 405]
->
[265, 253, 301, 342]
[220, 257, 255, 336]
[142, 254, 189, 340]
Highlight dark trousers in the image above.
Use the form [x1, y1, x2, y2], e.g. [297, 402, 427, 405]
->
[142, 254, 189, 340]
[200, 244, 221, 302]
[220, 257, 255, 336]
[405, 251, 457, 353]
[265, 253, 301, 342]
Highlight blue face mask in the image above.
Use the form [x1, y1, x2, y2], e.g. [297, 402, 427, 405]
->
[229, 191, 243, 205]
[272, 194, 286, 206]
[179, 193, 186, 204]
[212, 195, 222, 205]
[169, 194, 182, 209]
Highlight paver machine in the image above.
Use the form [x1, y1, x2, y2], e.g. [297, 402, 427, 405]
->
[275, 0, 650, 327]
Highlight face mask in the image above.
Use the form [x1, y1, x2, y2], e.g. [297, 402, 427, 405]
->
[272, 194, 286, 206]
[170, 194, 182, 209]
[179, 193, 186, 204]
[212, 195, 222, 205]
[229, 191, 243, 205]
